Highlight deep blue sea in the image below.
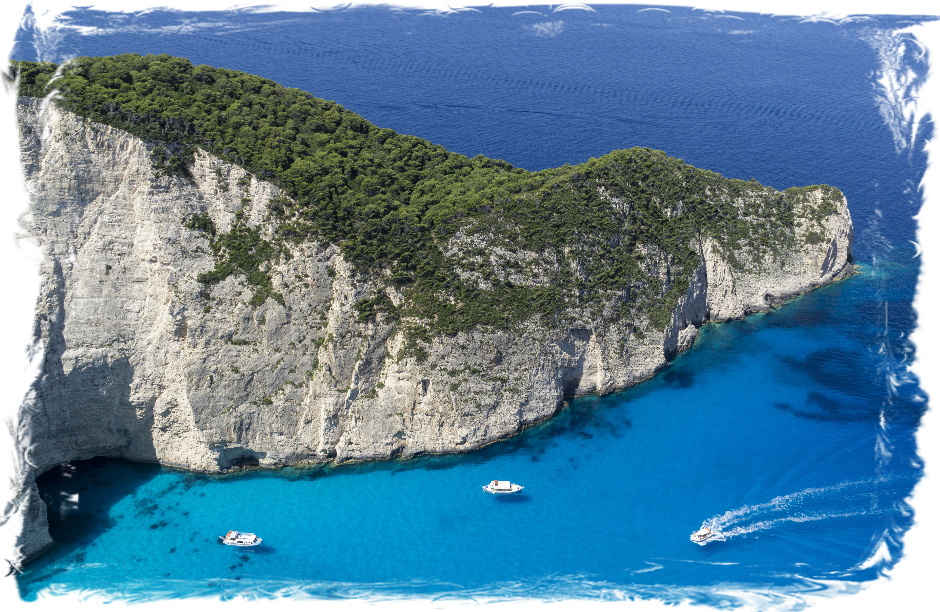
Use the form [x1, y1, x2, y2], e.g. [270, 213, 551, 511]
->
[12, 5, 933, 607]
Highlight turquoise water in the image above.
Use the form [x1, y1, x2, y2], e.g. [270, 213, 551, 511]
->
[13, 5, 930, 606]
[19, 265, 925, 603]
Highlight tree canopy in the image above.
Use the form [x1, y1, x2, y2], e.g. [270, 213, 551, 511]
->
[11, 54, 841, 340]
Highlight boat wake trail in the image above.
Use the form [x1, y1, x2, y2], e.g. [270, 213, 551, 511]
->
[697, 473, 919, 544]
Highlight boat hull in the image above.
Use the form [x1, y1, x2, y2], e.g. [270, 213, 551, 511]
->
[482, 484, 523, 494]
[220, 539, 262, 547]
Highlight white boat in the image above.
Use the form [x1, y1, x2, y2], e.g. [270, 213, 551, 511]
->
[690, 526, 716, 545]
[219, 530, 262, 546]
[483, 480, 523, 494]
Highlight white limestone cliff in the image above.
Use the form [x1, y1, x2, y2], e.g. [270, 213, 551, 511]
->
[10, 99, 854, 563]
[4, 481, 52, 567]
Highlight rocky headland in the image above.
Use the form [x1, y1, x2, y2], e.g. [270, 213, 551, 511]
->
[9, 55, 854, 564]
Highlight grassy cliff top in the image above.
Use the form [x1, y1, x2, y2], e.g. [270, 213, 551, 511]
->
[11, 54, 843, 341]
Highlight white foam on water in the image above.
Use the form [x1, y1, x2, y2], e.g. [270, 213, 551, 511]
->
[698, 474, 920, 544]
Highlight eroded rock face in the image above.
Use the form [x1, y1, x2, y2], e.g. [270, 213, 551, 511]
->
[11, 99, 854, 562]
[0, 428, 53, 570]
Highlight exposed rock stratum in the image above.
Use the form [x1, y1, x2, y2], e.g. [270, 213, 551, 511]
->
[11, 98, 854, 563]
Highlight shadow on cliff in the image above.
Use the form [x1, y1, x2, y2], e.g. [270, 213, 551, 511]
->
[36, 457, 161, 545]
[28, 255, 163, 465]
[19, 457, 161, 588]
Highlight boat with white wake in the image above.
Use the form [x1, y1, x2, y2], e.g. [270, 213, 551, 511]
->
[690, 526, 716, 545]
[483, 480, 523, 494]
[219, 530, 262, 546]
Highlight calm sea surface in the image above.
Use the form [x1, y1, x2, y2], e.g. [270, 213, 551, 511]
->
[13, 6, 931, 606]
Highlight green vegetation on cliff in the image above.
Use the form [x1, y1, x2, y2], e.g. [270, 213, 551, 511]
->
[10, 54, 843, 338]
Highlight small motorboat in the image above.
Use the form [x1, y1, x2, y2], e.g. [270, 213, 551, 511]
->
[483, 479, 523, 494]
[690, 526, 716, 545]
[219, 530, 262, 546]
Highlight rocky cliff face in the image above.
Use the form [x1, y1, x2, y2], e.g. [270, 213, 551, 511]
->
[11, 99, 854, 563]
[0, 427, 53, 570]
